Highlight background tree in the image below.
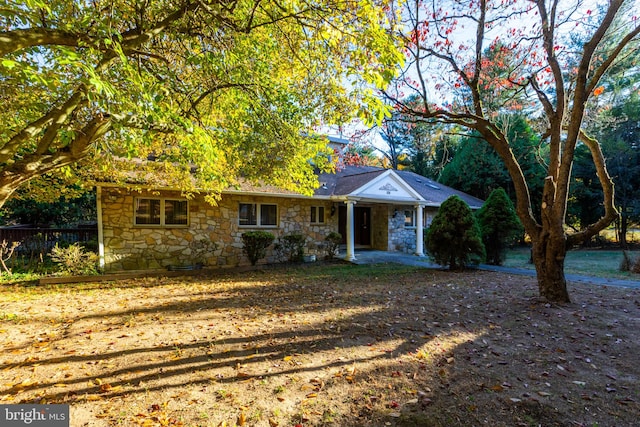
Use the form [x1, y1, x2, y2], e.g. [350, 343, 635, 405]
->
[340, 142, 380, 167]
[477, 188, 523, 265]
[0, 1, 401, 206]
[426, 195, 485, 270]
[567, 144, 604, 234]
[384, 0, 640, 302]
[376, 114, 413, 169]
[596, 94, 640, 247]
[439, 115, 546, 210]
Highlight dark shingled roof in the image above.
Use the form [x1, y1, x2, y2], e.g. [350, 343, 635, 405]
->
[314, 166, 484, 208]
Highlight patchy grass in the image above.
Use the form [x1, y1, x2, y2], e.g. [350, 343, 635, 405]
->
[504, 247, 640, 280]
[1, 263, 639, 427]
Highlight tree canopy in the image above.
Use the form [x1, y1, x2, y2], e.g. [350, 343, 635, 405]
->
[0, 0, 402, 205]
[383, 0, 640, 302]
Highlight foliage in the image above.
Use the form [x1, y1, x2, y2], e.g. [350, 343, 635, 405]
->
[50, 243, 99, 276]
[340, 143, 380, 167]
[439, 115, 545, 209]
[476, 188, 523, 266]
[383, 0, 640, 302]
[0, 1, 403, 207]
[370, 111, 414, 169]
[0, 191, 96, 226]
[241, 231, 275, 266]
[426, 196, 485, 270]
[274, 233, 306, 263]
[0, 240, 20, 275]
[595, 92, 640, 247]
[324, 231, 342, 260]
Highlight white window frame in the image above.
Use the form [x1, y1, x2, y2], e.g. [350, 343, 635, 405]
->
[310, 206, 325, 224]
[134, 198, 189, 227]
[239, 203, 279, 228]
[404, 209, 416, 228]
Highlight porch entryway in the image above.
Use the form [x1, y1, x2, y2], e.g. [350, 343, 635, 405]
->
[338, 205, 371, 247]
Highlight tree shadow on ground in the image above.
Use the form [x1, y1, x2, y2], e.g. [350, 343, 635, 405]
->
[1, 264, 638, 426]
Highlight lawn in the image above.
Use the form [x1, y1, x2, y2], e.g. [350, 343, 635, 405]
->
[504, 247, 640, 280]
[1, 263, 639, 426]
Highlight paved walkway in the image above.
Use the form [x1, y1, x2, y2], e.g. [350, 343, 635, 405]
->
[349, 250, 640, 289]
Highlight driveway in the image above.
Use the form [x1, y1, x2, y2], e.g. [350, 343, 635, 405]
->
[349, 250, 640, 289]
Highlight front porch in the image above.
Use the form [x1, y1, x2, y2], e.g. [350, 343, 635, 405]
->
[337, 201, 429, 261]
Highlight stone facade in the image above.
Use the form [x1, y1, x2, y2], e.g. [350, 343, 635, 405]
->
[100, 188, 337, 271]
[388, 206, 438, 253]
[99, 188, 434, 272]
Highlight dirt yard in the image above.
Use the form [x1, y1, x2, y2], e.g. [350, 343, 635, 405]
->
[0, 263, 639, 426]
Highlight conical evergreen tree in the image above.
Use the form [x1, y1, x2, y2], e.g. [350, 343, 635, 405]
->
[476, 188, 523, 265]
[426, 196, 485, 270]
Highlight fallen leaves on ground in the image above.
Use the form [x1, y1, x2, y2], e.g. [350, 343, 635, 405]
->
[0, 264, 639, 426]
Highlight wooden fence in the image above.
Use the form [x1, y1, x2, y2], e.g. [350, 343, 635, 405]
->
[0, 227, 98, 255]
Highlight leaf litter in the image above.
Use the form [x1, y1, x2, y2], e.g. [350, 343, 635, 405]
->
[0, 264, 639, 426]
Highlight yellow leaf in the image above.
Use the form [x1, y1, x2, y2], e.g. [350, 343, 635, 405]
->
[237, 412, 246, 426]
[13, 379, 37, 390]
[306, 393, 317, 398]
[85, 394, 103, 401]
[283, 355, 293, 361]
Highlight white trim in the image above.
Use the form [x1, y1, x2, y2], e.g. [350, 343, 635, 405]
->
[345, 200, 356, 261]
[134, 197, 189, 227]
[310, 206, 326, 224]
[96, 186, 105, 270]
[348, 170, 425, 202]
[238, 202, 279, 228]
[415, 204, 425, 256]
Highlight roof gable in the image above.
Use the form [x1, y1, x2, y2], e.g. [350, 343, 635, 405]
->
[348, 170, 423, 202]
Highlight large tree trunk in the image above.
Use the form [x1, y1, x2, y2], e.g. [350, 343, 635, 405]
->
[531, 234, 571, 303]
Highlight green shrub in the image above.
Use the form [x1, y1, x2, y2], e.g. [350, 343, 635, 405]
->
[50, 243, 99, 276]
[324, 232, 342, 260]
[274, 233, 306, 263]
[426, 195, 485, 270]
[241, 231, 275, 266]
[476, 188, 523, 265]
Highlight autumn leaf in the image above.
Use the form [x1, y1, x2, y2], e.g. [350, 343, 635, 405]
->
[593, 86, 605, 96]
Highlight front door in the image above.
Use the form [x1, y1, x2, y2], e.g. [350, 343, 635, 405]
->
[338, 206, 371, 246]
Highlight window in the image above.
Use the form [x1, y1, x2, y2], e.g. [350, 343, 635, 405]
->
[310, 206, 325, 224]
[404, 210, 415, 228]
[135, 198, 188, 226]
[239, 203, 278, 227]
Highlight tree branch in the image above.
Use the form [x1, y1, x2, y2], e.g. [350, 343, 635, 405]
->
[567, 130, 619, 247]
[0, 28, 84, 56]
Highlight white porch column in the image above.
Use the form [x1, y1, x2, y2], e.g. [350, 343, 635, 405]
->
[415, 204, 425, 256]
[96, 185, 105, 270]
[345, 200, 356, 261]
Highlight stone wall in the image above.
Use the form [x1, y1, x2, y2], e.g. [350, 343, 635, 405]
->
[387, 205, 438, 253]
[100, 187, 337, 271]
